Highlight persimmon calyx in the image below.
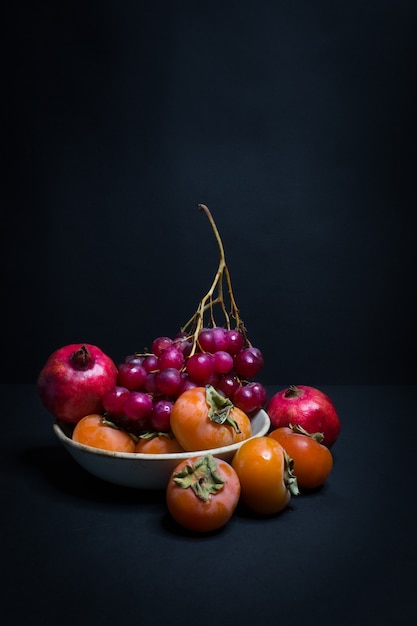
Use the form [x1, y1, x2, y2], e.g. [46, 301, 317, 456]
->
[137, 431, 175, 441]
[289, 423, 324, 443]
[205, 385, 241, 433]
[283, 450, 300, 496]
[101, 415, 138, 442]
[173, 455, 226, 501]
[101, 416, 121, 430]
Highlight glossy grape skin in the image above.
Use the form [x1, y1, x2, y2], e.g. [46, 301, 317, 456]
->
[233, 381, 268, 413]
[225, 329, 244, 355]
[197, 328, 215, 352]
[251, 381, 268, 407]
[151, 336, 173, 356]
[123, 391, 153, 421]
[185, 353, 215, 384]
[198, 327, 229, 353]
[217, 373, 240, 398]
[233, 347, 264, 379]
[158, 347, 184, 370]
[174, 333, 193, 356]
[143, 354, 159, 372]
[210, 327, 229, 351]
[178, 375, 198, 394]
[124, 354, 144, 365]
[233, 384, 260, 413]
[144, 372, 159, 395]
[115, 328, 266, 433]
[102, 385, 130, 417]
[213, 350, 234, 374]
[149, 398, 174, 432]
[117, 363, 147, 391]
[156, 368, 182, 396]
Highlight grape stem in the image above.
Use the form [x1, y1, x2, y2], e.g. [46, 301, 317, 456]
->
[181, 204, 250, 356]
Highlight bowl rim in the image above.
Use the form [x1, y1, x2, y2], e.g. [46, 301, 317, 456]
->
[53, 409, 271, 462]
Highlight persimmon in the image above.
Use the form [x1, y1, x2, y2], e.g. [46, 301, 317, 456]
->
[135, 432, 185, 454]
[170, 385, 252, 451]
[72, 414, 135, 453]
[268, 425, 333, 489]
[166, 454, 241, 532]
[232, 436, 299, 515]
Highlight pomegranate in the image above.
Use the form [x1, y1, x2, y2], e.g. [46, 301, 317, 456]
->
[267, 385, 341, 448]
[37, 343, 118, 423]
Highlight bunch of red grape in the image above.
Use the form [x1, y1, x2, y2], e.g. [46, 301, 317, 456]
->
[103, 205, 268, 438]
[102, 327, 266, 436]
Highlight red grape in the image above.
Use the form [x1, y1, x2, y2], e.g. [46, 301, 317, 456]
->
[158, 347, 184, 370]
[225, 329, 244, 355]
[151, 336, 173, 356]
[123, 391, 152, 421]
[144, 372, 159, 395]
[174, 333, 193, 356]
[198, 327, 228, 352]
[213, 350, 234, 374]
[251, 381, 267, 407]
[185, 352, 214, 384]
[197, 328, 215, 352]
[149, 398, 174, 432]
[156, 368, 182, 396]
[143, 354, 159, 372]
[233, 347, 264, 379]
[232, 381, 267, 413]
[108, 206, 269, 438]
[217, 373, 240, 398]
[117, 362, 147, 391]
[124, 354, 144, 365]
[178, 375, 198, 394]
[211, 327, 228, 351]
[102, 385, 130, 417]
[232, 384, 259, 414]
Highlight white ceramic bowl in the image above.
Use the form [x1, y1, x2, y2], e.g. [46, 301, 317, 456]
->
[53, 409, 270, 490]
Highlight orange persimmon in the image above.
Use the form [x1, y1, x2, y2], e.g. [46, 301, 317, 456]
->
[170, 385, 252, 451]
[135, 432, 185, 454]
[269, 425, 333, 489]
[166, 454, 241, 532]
[72, 414, 135, 453]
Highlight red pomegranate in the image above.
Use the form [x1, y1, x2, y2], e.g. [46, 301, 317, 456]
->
[37, 343, 118, 423]
[267, 385, 341, 448]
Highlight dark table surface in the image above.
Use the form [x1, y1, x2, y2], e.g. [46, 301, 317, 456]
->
[3, 384, 416, 626]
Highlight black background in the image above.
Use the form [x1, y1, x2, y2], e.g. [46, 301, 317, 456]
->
[4, 5, 417, 624]
[6, 0, 416, 385]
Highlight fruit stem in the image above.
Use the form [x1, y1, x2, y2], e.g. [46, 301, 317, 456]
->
[198, 203, 226, 268]
[284, 385, 304, 399]
[205, 384, 241, 433]
[290, 423, 325, 443]
[283, 450, 300, 496]
[70, 345, 93, 370]
[182, 204, 249, 355]
[172, 454, 226, 501]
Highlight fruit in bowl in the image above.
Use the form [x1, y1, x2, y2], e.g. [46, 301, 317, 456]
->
[53, 409, 270, 489]
[169, 385, 252, 451]
[37, 205, 344, 531]
[42, 204, 270, 489]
